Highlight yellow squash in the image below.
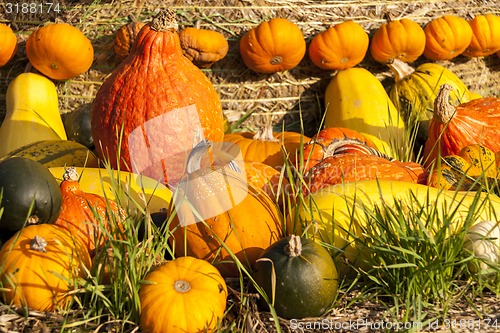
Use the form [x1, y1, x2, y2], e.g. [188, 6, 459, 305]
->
[291, 179, 500, 275]
[324, 67, 407, 160]
[49, 167, 172, 214]
[0, 73, 67, 157]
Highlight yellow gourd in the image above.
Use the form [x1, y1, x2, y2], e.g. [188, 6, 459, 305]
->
[0, 73, 67, 156]
[324, 67, 407, 160]
[48, 167, 172, 214]
[291, 179, 500, 275]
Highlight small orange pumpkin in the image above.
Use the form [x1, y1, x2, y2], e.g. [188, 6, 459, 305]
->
[53, 167, 125, 255]
[308, 20, 369, 70]
[26, 22, 94, 80]
[0, 23, 18, 67]
[423, 15, 472, 61]
[369, 17, 426, 64]
[464, 14, 500, 58]
[113, 16, 146, 61]
[179, 25, 229, 68]
[239, 17, 306, 73]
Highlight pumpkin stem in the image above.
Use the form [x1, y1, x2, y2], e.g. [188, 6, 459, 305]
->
[253, 124, 279, 142]
[30, 235, 48, 252]
[284, 235, 302, 257]
[174, 280, 191, 293]
[63, 166, 79, 181]
[387, 59, 415, 82]
[434, 84, 455, 124]
[151, 9, 178, 32]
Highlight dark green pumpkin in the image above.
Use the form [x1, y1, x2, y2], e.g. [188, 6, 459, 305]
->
[0, 157, 62, 232]
[62, 105, 94, 150]
[253, 235, 338, 319]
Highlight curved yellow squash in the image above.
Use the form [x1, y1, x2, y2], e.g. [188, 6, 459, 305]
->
[324, 67, 407, 160]
[0, 73, 67, 157]
[292, 180, 500, 274]
[49, 167, 172, 214]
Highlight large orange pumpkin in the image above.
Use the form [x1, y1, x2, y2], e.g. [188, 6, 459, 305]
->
[308, 20, 369, 70]
[423, 15, 472, 61]
[26, 23, 94, 80]
[464, 14, 500, 58]
[91, 9, 224, 186]
[239, 18, 306, 74]
[0, 23, 18, 68]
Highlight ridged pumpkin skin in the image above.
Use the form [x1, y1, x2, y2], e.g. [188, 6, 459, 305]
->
[0, 224, 91, 312]
[91, 10, 224, 186]
[113, 18, 146, 61]
[254, 236, 338, 319]
[0, 23, 18, 67]
[239, 18, 306, 73]
[423, 15, 473, 61]
[179, 27, 229, 68]
[324, 67, 406, 160]
[423, 84, 500, 168]
[139, 256, 227, 333]
[308, 20, 369, 70]
[292, 179, 500, 276]
[26, 23, 94, 80]
[464, 14, 500, 58]
[370, 18, 426, 64]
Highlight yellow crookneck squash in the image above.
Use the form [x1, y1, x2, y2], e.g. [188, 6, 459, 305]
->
[324, 67, 407, 160]
[0, 72, 67, 157]
[291, 179, 500, 276]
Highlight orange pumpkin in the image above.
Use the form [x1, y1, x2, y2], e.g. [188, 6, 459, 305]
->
[0, 23, 18, 67]
[91, 10, 224, 186]
[239, 18, 306, 73]
[113, 16, 146, 61]
[26, 23, 94, 80]
[423, 84, 500, 168]
[302, 127, 377, 171]
[369, 17, 426, 64]
[179, 26, 229, 68]
[423, 15, 472, 61]
[308, 20, 369, 70]
[303, 152, 428, 195]
[464, 14, 500, 58]
[244, 161, 289, 204]
[222, 124, 309, 169]
[54, 167, 125, 255]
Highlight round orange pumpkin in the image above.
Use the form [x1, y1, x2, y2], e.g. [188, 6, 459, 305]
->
[0, 23, 18, 67]
[423, 15, 472, 61]
[239, 17, 306, 73]
[0, 224, 91, 312]
[26, 23, 94, 80]
[179, 26, 229, 68]
[91, 10, 224, 186]
[308, 20, 368, 71]
[464, 14, 500, 58]
[369, 18, 426, 64]
[113, 16, 146, 61]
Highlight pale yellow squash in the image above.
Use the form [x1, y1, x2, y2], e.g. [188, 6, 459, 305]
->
[324, 67, 407, 160]
[0, 73, 67, 156]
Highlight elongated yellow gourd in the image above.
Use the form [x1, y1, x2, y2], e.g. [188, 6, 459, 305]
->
[292, 180, 500, 275]
[324, 67, 407, 160]
[49, 167, 172, 214]
[0, 73, 67, 157]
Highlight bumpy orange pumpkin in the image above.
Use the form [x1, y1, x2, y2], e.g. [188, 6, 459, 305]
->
[0, 224, 91, 312]
[308, 20, 369, 70]
[26, 23, 94, 80]
[239, 17, 306, 73]
[464, 14, 500, 58]
[113, 16, 146, 61]
[91, 9, 224, 186]
[423, 15, 472, 61]
[0, 23, 18, 67]
[54, 167, 125, 255]
[179, 26, 228, 68]
[140, 256, 227, 333]
[424, 84, 500, 168]
[370, 17, 426, 64]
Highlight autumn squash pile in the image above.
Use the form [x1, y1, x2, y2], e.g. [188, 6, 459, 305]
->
[2, 6, 500, 332]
